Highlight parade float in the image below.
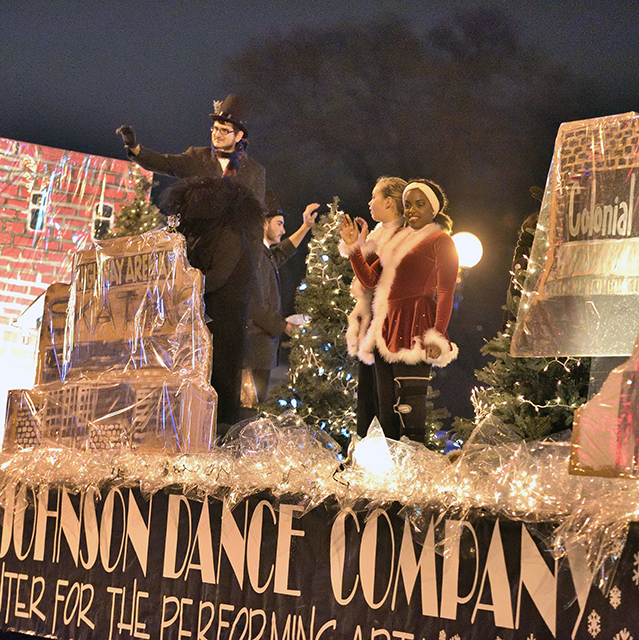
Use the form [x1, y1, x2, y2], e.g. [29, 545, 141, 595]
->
[2, 113, 639, 640]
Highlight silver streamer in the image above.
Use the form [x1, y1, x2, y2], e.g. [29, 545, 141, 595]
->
[0, 412, 635, 589]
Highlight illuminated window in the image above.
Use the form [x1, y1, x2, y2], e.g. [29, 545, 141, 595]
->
[93, 203, 113, 239]
[28, 191, 46, 231]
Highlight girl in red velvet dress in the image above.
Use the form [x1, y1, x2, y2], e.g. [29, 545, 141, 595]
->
[339, 180, 459, 442]
[339, 176, 407, 437]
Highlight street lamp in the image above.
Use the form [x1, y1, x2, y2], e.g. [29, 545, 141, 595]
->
[452, 232, 483, 269]
[451, 232, 483, 314]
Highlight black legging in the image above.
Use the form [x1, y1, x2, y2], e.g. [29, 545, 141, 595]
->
[356, 361, 378, 438]
[372, 350, 432, 442]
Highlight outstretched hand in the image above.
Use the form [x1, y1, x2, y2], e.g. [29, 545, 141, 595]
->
[339, 214, 366, 245]
[303, 203, 320, 227]
[116, 125, 136, 148]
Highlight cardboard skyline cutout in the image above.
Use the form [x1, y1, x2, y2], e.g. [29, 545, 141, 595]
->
[4, 229, 217, 453]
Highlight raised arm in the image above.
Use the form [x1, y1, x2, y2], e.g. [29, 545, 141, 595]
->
[338, 214, 381, 288]
[287, 203, 320, 248]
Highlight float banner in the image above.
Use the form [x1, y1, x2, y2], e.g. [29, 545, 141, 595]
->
[0, 485, 637, 639]
[512, 112, 639, 357]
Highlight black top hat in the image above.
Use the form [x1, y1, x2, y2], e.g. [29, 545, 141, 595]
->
[264, 190, 284, 219]
[209, 94, 249, 136]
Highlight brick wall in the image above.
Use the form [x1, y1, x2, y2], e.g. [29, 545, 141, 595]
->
[0, 138, 153, 429]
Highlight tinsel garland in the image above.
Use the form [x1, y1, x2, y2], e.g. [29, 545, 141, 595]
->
[0, 412, 635, 588]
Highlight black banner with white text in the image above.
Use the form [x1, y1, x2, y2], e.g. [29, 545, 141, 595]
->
[0, 484, 636, 639]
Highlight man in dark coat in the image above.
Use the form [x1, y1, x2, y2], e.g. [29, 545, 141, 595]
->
[116, 94, 265, 203]
[163, 176, 263, 432]
[247, 193, 319, 402]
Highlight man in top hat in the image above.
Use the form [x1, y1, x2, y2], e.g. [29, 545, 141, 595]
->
[116, 94, 265, 203]
[246, 192, 320, 403]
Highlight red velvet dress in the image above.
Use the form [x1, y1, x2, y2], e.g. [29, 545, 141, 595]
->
[349, 223, 459, 367]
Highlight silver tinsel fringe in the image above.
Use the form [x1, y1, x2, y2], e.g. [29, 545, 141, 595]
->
[0, 412, 636, 587]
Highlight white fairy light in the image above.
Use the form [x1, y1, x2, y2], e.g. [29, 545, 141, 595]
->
[352, 437, 393, 476]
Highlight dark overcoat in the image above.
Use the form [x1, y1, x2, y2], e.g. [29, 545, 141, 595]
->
[131, 145, 266, 203]
[246, 239, 297, 370]
[163, 177, 263, 427]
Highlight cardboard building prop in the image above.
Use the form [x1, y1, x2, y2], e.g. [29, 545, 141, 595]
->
[503, 112, 639, 478]
[512, 112, 639, 358]
[3, 229, 217, 452]
[0, 137, 155, 422]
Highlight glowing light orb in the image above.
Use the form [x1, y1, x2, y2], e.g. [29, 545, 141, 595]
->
[452, 232, 483, 268]
[352, 438, 393, 475]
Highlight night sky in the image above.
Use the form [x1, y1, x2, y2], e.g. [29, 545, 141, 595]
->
[3, 0, 638, 159]
[2, 0, 639, 423]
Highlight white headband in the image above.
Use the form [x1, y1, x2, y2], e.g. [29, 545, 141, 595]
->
[402, 182, 441, 215]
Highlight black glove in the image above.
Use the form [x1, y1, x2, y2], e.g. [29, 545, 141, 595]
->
[116, 125, 137, 148]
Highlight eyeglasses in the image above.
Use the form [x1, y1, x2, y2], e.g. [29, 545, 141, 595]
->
[211, 125, 236, 136]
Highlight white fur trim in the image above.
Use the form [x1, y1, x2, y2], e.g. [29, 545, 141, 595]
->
[350, 276, 366, 301]
[344, 219, 404, 362]
[339, 219, 402, 258]
[346, 293, 373, 358]
[338, 238, 364, 257]
[421, 328, 458, 367]
[340, 219, 402, 258]
[359, 223, 457, 367]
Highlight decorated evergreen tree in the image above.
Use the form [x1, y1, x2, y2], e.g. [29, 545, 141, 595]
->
[263, 198, 357, 449]
[451, 215, 591, 445]
[264, 198, 451, 452]
[107, 166, 166, 238]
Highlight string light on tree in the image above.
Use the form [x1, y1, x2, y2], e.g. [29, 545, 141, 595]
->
[106, 166, 166, 238]
[261, 197, 358, 450]
[451, 237, 590, 445]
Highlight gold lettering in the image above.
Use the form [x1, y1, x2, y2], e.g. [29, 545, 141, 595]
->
[113, 259, 124, 285]
[618, 201, 629, 236]
[604, 204, 614, 235]
[568, 182, 581, 237]
[142, 253, 149, 281]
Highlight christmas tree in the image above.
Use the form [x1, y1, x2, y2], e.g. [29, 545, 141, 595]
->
[451, 215, 591, 445]
[107, 166, 166, 238]
[263, 198, 357, 450]
[419, 386, 450, 451]
[264, 198, 451, 453]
